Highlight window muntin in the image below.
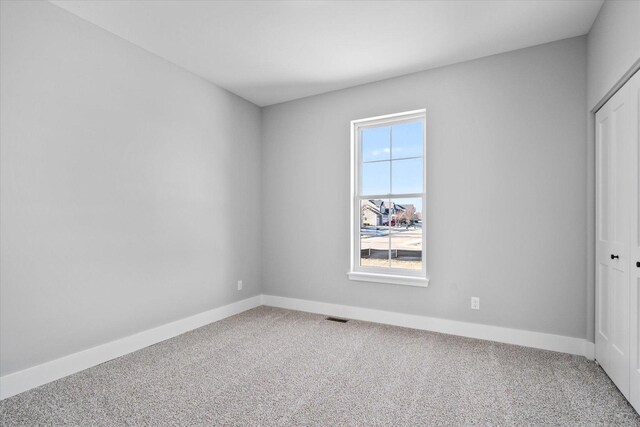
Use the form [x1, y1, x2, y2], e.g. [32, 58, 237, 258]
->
[351, 110, 427, 283]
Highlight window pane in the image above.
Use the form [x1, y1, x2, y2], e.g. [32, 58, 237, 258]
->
[361, 126, 390, 162]
[391, 157, 422, 194]
[362, 161, 390, 195]
[360, 199, 390, 268]
[392, 121, 422, 159]
[389, 198, 423, 270]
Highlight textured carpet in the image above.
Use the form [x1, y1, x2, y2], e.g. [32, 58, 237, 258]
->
[1, 306, 639, 426]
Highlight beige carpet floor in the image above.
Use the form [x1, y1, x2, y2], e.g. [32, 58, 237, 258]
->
[1, 306, 639, 426]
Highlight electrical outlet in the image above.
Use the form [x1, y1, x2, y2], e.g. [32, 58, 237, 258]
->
[471, 297, 480, 310]
[237, 280, 243, 291]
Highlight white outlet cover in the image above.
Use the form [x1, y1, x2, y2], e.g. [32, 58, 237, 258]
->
[471, 297, 480, 310]
[237, 280, 243, 290]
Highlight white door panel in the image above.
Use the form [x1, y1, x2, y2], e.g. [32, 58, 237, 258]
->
[595, 71, 638, 402]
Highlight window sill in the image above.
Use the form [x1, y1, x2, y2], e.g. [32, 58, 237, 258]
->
[347, 271, 429, 287]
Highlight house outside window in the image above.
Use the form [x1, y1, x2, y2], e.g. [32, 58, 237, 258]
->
[348, 109, 428, 287]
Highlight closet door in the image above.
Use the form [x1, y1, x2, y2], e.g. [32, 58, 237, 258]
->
[629, 71, 640, 413]
[595, 73, 633, 399]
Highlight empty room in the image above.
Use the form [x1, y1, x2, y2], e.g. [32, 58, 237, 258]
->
[1, 0, 639, 425]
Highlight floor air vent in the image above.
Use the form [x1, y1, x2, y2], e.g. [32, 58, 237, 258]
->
[326, 317, 349, 323]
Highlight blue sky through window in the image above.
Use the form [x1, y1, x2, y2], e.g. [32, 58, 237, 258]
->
[391, 121, 422, 159]
[361, 126, 390, 162]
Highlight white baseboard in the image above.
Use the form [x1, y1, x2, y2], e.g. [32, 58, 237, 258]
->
[583, 341, 595, 360]
[0, 295, 262, 400]
[262, 295, 595, 360]
[1, 293, 595, 401]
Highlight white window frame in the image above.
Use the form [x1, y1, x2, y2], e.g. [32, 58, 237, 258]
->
[348, 109, 429, 287]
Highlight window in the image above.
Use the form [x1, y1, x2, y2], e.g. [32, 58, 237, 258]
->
[348, 110, 428, 287]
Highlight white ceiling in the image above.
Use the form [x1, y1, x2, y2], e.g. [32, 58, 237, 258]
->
[50, 0, 603, 107]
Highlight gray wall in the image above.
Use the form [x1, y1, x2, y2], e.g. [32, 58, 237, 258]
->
[0, 0, 601, 379]
[262, 37, 588, 339]
[0, 0, 262, 376]
[587, 0, 640, 110]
